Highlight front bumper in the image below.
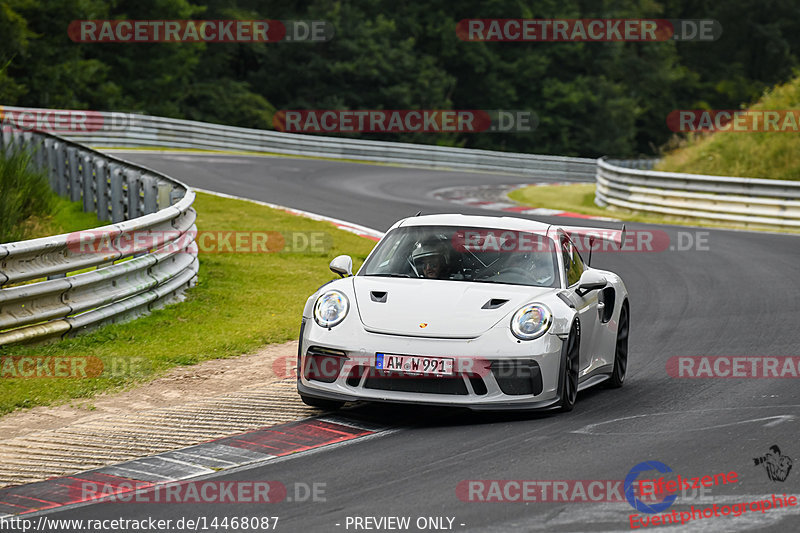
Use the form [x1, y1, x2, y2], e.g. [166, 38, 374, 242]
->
[297, 317, 567, 411]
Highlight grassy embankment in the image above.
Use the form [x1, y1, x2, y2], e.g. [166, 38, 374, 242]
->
[510, 75, 800, 228]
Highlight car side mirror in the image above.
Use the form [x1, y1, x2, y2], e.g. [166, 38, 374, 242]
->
[576, 270, 607, 296]
[330, 255, 353, 278]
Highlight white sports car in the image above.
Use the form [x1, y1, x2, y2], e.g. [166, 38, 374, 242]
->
[297, 214, 629, 412]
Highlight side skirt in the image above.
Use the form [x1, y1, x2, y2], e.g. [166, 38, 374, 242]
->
[577, 364, 614, 391]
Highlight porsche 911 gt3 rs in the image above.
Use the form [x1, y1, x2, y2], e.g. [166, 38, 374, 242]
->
[296, 214, 629, 412]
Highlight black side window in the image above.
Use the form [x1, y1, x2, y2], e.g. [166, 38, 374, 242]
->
[562, 238, 584, 286]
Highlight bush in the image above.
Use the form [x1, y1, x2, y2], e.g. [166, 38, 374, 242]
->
[0, 146, 55, 243]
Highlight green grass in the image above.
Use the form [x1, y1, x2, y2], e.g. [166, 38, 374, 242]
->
[0, 192, 377, 416]
[657, 74, 800, 180]
[26, 195, 105, 239]
[507, 183, 800, 232]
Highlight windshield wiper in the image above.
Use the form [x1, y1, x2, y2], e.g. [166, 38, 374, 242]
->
[366, 273, 412, 278]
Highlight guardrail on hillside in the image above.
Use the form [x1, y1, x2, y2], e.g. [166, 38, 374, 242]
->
[0, 127, 198, 347]
[0, 106, 597, 181]
[596, 158, 800, 228]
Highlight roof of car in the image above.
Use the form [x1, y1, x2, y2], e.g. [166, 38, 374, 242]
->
[393, 213, 553, 233]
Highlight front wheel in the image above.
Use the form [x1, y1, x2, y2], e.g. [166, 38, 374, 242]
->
[606, 302, 629, 388]
[557, 319, 580, 412]
[300, 394, 345, 411]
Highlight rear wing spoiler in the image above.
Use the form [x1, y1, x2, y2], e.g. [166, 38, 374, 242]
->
[558, 224, 627, 265]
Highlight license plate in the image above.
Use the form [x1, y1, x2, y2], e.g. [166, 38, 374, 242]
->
[375, 353, 454, 376]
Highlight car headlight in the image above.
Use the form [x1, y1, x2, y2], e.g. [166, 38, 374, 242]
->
[314, 290, 349, 328]
[510, 304, 552, 340]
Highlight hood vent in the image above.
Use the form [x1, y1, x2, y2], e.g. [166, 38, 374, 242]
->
[370, 291, 388, 303]
[481, 298, 509, 310]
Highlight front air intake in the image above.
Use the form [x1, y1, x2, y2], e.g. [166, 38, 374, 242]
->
[303, 346, 348, 383]
[491, 360, 543, 395]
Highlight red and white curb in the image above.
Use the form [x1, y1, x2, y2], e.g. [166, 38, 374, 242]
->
[0, 416, 390, 517]
[432, 183, 619, 221]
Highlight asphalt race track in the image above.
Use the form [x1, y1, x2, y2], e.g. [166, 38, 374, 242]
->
[35, 153, 800, 531]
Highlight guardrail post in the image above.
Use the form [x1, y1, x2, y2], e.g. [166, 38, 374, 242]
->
[22, 131, 38, 173]
[142, 174, 158, 214]
[34, 134, 45, 171]
[44, 138, 56, 191]
[3, 128, 15, 158]
[126, 168, 142, 219]
[157, 183, 172, 209]
[96, 161, 110, 221]
[54, 142, 67, 197]
[13, 129, 24, 154]
[110, 164, 125, 223]
[67, 147, 81, 202]
[82, 155, 95, 213]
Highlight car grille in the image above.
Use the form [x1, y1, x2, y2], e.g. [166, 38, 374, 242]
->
[363, 371, 469, 395]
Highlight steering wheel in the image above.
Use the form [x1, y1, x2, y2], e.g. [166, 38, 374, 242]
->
[499, 266, 555, 286]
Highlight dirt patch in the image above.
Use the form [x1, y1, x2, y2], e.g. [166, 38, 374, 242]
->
[0, 341, 298, 440]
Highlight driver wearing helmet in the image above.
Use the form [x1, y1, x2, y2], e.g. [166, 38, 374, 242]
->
[412, 240, 450, 279]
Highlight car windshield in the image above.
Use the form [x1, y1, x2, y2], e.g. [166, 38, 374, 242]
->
[359, 225, 559, 288]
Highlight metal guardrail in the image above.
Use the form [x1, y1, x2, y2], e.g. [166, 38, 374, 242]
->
[596, 158, 800, 228]
[0, 126, 198, 347]
[0, 106, 598, 181]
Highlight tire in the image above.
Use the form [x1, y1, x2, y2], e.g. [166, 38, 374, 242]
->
[300, 394, 345, 411]
[606, 302, 629, 389]
[557, 319, 580, 412]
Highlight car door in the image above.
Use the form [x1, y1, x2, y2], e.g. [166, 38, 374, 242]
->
[560, 236, 599, 373]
